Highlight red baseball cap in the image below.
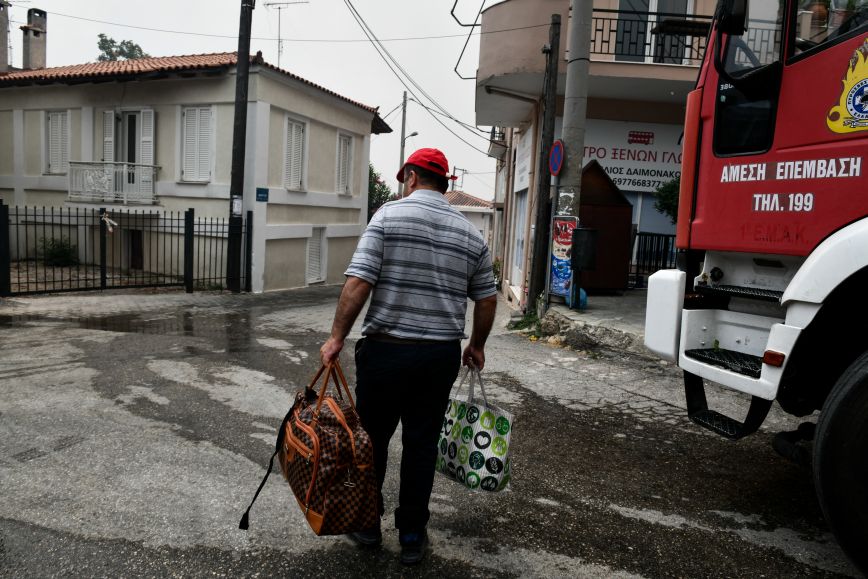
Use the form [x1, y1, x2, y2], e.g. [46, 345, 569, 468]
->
[396, 148, 458, 183]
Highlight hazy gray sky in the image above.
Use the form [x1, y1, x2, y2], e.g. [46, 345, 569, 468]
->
[5, 0, 505, 199]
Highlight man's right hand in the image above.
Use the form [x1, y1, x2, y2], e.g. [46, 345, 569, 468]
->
[320, 336, 344, 366]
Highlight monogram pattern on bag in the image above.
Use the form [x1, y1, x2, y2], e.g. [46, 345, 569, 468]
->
[279, 388, 379, 535]
[319, 466, 379, 535]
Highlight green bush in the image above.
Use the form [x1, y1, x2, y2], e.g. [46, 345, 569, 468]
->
[41, 237, 80, 267]
[653, 177, 680, 224]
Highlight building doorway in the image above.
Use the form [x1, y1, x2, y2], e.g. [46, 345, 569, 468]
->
[511, 189, 528, 289]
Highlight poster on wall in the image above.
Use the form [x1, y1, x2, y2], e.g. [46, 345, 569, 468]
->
[550, 216, 578, 296]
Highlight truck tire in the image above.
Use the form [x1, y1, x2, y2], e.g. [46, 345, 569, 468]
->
[813, 351, 868, 574]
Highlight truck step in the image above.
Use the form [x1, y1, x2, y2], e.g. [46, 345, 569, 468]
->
[695, 284, 783, 302]
[685, 373, 773, 440]
[684, 348, 762, 378]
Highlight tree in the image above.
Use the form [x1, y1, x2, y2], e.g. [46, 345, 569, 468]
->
[653, 176, 680, 224]
[368, 164, 394, 221]
[97, 34, 150, 62]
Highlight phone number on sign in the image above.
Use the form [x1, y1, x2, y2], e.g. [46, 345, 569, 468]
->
[610, 177, 666, 190]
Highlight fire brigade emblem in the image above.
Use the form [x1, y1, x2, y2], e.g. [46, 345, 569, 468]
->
[827, 38, 868, 132]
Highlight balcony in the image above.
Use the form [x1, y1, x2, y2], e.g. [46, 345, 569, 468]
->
[475, 0, 713, 126]
[68, 161, 159, 205]
[488, 127, 507, 160]
[590, 9, 711, 66]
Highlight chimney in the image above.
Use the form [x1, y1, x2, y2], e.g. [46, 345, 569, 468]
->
[0, 1, 9, 73]
[21, 8, 46, 70]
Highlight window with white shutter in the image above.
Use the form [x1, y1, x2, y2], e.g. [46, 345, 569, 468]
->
[181, 106, 212, 182]
[103, 110, 116, 162]
[336, 134, 352, 194]
[46, 111, 68, 174]
[306, 227, 326, 284]
[283, 117, 305, 190]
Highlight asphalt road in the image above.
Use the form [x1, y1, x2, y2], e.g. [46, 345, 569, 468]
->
[0, 287, 860, 578]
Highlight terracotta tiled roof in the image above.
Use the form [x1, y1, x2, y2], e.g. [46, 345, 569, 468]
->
[0, 51, 380, 115]
[444, 190, 493, 209]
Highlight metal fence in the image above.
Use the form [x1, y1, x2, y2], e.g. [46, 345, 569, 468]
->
[631, 232, 676, 288]
[0, 201, 252, 296]
[592, 9, 712, 64]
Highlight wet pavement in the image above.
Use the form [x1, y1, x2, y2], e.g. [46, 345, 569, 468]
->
[0, 287, 860, 578]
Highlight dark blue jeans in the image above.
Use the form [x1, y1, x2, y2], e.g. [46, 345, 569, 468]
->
[354, 337, 461, 533]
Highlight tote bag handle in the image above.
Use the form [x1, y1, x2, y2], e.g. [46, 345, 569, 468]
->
[454, 365, 489, 407]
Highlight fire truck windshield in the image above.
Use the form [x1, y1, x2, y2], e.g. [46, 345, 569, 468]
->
[794, 0, 868, 56]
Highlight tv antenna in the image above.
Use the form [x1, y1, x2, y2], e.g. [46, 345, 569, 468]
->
[263, 1, 309, 69]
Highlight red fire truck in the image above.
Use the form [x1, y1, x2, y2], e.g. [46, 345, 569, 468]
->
[645, 0, 868, 570]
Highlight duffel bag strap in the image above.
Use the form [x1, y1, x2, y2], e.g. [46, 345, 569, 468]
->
[238, 410, 291, 530]
[331, 361, 355, 410]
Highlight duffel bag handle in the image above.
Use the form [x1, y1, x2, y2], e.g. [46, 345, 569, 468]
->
[312, 360, 355, 419]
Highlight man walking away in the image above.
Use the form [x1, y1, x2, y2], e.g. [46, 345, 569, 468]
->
[320, 147, 497, 565]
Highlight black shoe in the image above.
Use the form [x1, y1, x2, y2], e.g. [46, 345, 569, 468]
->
[347, 526, 382, 547]
[399, 530, 429, 565]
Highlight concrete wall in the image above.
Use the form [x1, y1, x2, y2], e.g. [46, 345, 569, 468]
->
[327, 236, 357, 283]
[264, 238, 307, 290]
[0, 111, 12, 175]
[266, 205, 359, 225]
[23, 110, 41, 175]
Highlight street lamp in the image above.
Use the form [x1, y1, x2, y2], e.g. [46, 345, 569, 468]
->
[398, 131, 418, 196]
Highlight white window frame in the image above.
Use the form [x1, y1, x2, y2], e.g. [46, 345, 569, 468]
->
[306, 227, 327, 284]
[336, 132, 353, 195]
[44, 110, 69, 175]
[283, 114, 308, 192]
[180, 105, 215, 183]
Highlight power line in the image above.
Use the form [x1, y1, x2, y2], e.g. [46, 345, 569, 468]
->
[6, 4, 549, 44]
[344, 0, 488, 155]
[408, 98, 488, 137]
[380, 101, 403, 122]
[342, 0, 492, 151]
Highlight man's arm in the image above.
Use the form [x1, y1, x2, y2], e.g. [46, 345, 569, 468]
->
[320, 276, 374, 365]
[462, 295, 497, 370]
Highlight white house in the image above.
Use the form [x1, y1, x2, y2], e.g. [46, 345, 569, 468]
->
[0, 49, 391, 292]
[444, 190, 494, 246]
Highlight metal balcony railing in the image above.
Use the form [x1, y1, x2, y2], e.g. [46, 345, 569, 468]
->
[488, 127, 507, 160]
[68, 161, 159, 205]
[591, 9, 713, 65]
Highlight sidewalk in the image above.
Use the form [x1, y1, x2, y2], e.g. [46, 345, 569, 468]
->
[540, 289, 652, 358]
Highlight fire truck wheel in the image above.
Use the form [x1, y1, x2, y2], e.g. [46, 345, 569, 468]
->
[813, 351, 868, 574]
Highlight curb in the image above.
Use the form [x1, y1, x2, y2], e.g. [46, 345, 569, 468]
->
[539, 307, 656, 360]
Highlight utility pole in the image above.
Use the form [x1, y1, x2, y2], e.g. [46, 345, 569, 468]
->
[451, 166, 465, 191]
[226, 0, 255, 293]
[526, 14, 561, 316]
[397, 90, 408, 196]
[558, 0, 592, 216]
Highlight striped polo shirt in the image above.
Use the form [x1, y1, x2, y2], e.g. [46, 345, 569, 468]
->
[345, 188, 496, 341]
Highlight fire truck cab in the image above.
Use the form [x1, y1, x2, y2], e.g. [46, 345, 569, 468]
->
[645, 0, 868, 570]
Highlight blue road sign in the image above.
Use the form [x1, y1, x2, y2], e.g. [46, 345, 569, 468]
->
[550, 140, 564, 176]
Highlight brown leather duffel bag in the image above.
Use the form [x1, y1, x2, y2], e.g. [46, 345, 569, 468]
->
[239, 361, 379, 535]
